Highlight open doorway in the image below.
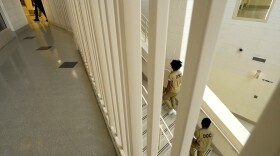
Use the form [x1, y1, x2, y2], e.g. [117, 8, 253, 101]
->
[20, 0, 47, 22]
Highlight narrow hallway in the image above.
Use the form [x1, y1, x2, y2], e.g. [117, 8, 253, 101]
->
[0, 17, 117, 156]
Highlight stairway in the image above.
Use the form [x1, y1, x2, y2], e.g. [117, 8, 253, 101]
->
[141, 91, 177, 156]
[141, 87, 220, 156]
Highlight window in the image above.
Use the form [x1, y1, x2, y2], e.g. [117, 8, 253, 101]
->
[233, 0, 275, 22]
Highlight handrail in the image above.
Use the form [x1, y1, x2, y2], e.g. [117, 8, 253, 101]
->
[201, 108, 240, 153]
[142, 85, 148, 96]
[141, 94, 148, 105]
[160, 117, 173, 138]
[142, 85, 173, 139]
[202, 86, 250, 153]
[141, 86, 174, 148]
[141, 14, 149, 42]
[160, 125, 172, 147]
[141, 13, 149, 23]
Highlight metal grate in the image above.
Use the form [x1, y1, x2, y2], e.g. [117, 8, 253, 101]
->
[262, 79, 273, 83]
[252, 57, 266, 63]
[37, 46, 52, 50]
[59, 62, 78, 68]
[24, 36, 35, 39]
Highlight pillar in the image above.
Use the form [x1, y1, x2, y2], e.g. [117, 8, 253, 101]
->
[146, 0, 170, 156]
[170, 0, 227, 155]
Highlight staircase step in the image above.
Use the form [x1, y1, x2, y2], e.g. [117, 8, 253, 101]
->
[142, 102, 177, 155]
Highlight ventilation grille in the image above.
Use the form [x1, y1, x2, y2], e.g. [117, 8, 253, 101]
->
[252, 57, 266, 63]
[262, 79, 273, 83]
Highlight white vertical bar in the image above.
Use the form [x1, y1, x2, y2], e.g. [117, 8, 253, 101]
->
[240, 84, 280, 155]
[73, 0, 94, 76]
[112, 0, 131, 155]
[88, 0, 117, 132]
[79, 0, 102, 96]
[98, 0, 121, 139]
[103, 0, 129, 154]
[146, 0, 170, 156]
[71, 0, 106, 109]
[67, 0, 82, 51]
[119, 0, 143, 155]
[170, 0, 227, 156]
[83, 0, 103, 100]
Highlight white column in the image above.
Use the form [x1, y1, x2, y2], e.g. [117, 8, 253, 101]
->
[88, 0, 117, 133]
[146, 0, 170, 156]
[66, 0, 82, 52]
[117, 0, 143, 155]
[112, 1, 132, 155]
[70, 0, 105, 108]
[103, 0, 129, 154]
[170, 0, 227, 156]
[240, 84, 280, 156]
[80, 0, 103, 101]
[78, 0, 103, 96]
[98, 0, 121, 139]
[73, 0, 94, 77]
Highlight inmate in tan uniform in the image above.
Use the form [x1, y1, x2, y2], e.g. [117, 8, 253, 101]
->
[168, 70, 182, 93]
[190, 128, 213, 156]
[163, 70, 182, 109]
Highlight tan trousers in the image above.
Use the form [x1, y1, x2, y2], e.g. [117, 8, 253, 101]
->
[163, 91, 177, 110]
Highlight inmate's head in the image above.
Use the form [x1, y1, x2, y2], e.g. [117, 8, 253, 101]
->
[201, 118, 211, 128]
[170, 60, 182, 71]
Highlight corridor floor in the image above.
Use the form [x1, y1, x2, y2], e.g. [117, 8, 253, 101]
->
[0, 20, 117, 155]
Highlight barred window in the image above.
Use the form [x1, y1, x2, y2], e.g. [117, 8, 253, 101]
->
[233, 0, 275, 22]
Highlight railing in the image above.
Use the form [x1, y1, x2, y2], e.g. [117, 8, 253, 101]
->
[141, 14, 149, 43]
[141, 85, 174, 153]
[140, 15, 246, 154]
[142, 75, 245, 155]
[142, 83, 244, 155]
[159, 117, 173, 149]
[201, 86, 250, 155]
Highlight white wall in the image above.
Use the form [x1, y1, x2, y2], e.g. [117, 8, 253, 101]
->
[208, 0, 280, 122]
[165, 0, 188, 70]
[42, 0, 71, 31]
[180, 0, 193, 66]
[141, 0, 192, 75]
[0, 0, 27, 31]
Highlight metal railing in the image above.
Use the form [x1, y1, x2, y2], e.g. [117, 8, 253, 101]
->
[141, 14, 149, 42]
[141, 85, 173, 151]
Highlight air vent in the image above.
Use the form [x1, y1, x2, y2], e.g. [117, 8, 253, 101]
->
[252, 57, 266, 63]
[262, 79, 273, 83]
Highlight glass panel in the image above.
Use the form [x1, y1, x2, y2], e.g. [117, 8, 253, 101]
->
[235, 0, 274, 20]
[0, 13, 7, 31]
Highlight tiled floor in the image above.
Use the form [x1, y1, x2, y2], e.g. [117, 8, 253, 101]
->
[0, 15, 117, 156]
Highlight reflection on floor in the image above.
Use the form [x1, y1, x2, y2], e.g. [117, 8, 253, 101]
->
[0, 15, 117, 155]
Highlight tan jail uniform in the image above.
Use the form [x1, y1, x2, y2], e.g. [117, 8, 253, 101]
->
[163, 70, 182, 109]
[189, 128, 213, 156]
